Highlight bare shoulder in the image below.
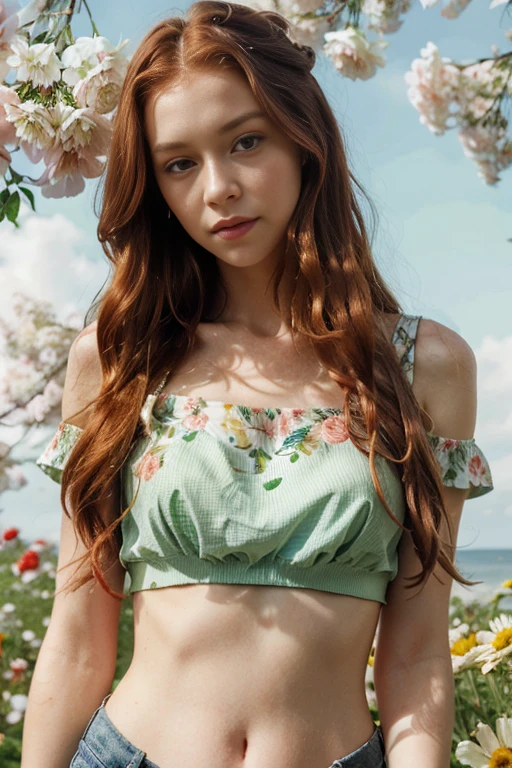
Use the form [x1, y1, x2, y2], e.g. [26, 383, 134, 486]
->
[416, 317, 476, 370]
[414, 317, 478, 439]
[61, 320, 103, 427]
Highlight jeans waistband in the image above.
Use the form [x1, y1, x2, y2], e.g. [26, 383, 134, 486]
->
[75, 691, 159, 768]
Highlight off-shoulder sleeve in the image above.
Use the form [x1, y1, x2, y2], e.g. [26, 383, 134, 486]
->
[35, 421, 84, 484]
[427, 433, 494, 500]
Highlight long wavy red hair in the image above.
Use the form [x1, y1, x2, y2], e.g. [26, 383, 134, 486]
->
[56, 0, 478, 601]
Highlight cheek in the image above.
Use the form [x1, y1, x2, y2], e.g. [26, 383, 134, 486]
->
[256, 154, 302, 204]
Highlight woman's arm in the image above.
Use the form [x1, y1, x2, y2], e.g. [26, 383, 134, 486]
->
[374, 319, 479, 768]
[21, 327, 125, 768]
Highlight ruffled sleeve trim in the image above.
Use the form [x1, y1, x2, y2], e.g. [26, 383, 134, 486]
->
[35, 421, 84, 485]
[427, 433, 494, 500]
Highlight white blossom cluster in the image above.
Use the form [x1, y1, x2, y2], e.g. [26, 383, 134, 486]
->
[0, 291, 82, 492]
[0, 0, 129, 197]
[405, 42, 512, 185]
[239, 0, 512, 186]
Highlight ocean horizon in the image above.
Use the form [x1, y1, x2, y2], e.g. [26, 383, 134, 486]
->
[450, 549, 512, 608]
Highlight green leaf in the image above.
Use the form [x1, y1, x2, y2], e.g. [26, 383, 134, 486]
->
[290, 452, 299, 463]
[263, 477, 283, 491]
[281, 426, 311, 450]
[182, 431, 197, 442]
[31, 31, 50, 45]
[0, 188, 9, 204]
[10, 168, 23, 185]
[5, 191, 20, 223]
[19, 186, 36, 211]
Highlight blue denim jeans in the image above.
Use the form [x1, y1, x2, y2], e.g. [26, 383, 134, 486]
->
[70, 691, 387, 767]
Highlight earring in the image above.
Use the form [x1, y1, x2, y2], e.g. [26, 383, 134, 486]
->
[167, 208, 171, 218]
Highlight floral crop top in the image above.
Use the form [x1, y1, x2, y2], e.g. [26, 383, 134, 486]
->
[36, 314, 494, 604]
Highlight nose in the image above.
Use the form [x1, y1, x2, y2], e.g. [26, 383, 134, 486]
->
[202, 158, 241, 207]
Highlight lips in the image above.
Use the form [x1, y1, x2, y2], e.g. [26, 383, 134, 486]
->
[213, 217, 259, 239]
[212, 217, 257, 232]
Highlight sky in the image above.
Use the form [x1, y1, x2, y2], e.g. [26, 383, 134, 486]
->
[0, 0, 511, 553]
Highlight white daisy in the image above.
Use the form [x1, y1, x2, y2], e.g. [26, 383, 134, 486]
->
[450, 622, 490, 674]
[475, 614, 512, 675]
[455, 716, 512, 767]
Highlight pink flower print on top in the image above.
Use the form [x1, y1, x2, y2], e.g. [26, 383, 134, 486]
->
[441, 438, 461, 451]
[277, 409, 304, 439]
[303, 421, 324, 450]
[134, 452, 160, 481]
[321, 414, 350, 444]
[182, 411, 209, 431]
[261, 415, 277, 441]
[277, 410, 291, 438]
[156, 392, 168, 408]
[51, 422, 65, 451]
[468, 454, 487, 484]
[183, 397, 203, 411]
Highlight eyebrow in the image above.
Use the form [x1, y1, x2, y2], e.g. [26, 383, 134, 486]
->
[152, 110, 267, 154]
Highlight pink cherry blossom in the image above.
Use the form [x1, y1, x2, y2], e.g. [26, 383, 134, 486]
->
[6, 37, 62, 87]
[0, 84, 20, 146]
[323, 26, 388, 81]
[3, 99, 55, 162]
[405, 41, 462, 135]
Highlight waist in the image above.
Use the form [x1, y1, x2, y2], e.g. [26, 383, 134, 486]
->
[111, 584, 382, 765]
[130, 582, 380, 683]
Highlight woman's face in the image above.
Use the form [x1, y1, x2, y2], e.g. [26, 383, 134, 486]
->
[144, 66, 303, 270]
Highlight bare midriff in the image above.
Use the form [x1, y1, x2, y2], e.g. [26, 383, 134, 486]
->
[104, 584, 382, 768]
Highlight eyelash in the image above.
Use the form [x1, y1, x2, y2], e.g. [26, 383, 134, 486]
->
[163, 133, 264, 175]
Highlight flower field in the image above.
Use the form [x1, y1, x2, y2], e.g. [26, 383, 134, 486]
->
[0, 528, 511, 767]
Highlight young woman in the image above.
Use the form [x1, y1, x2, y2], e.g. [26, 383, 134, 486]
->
[25, 2, 493, 767]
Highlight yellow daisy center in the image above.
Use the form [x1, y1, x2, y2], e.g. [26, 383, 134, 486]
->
[489, 746, 512, 768]
[503, 579, 512, 590]
[492, 627, 512, 651]
[368, 649, 375, 667]
[451, 633, 477, 656]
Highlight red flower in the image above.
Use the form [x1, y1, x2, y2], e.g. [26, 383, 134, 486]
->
[2, 528, 19, 541]
[16, 550, 40, 572]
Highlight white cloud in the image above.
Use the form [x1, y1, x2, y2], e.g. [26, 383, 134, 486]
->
[487, 453, 512, 493]
[0, 203, 108, 326]
[474, 334, 512, 445]
[479, 335, 512, 395]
